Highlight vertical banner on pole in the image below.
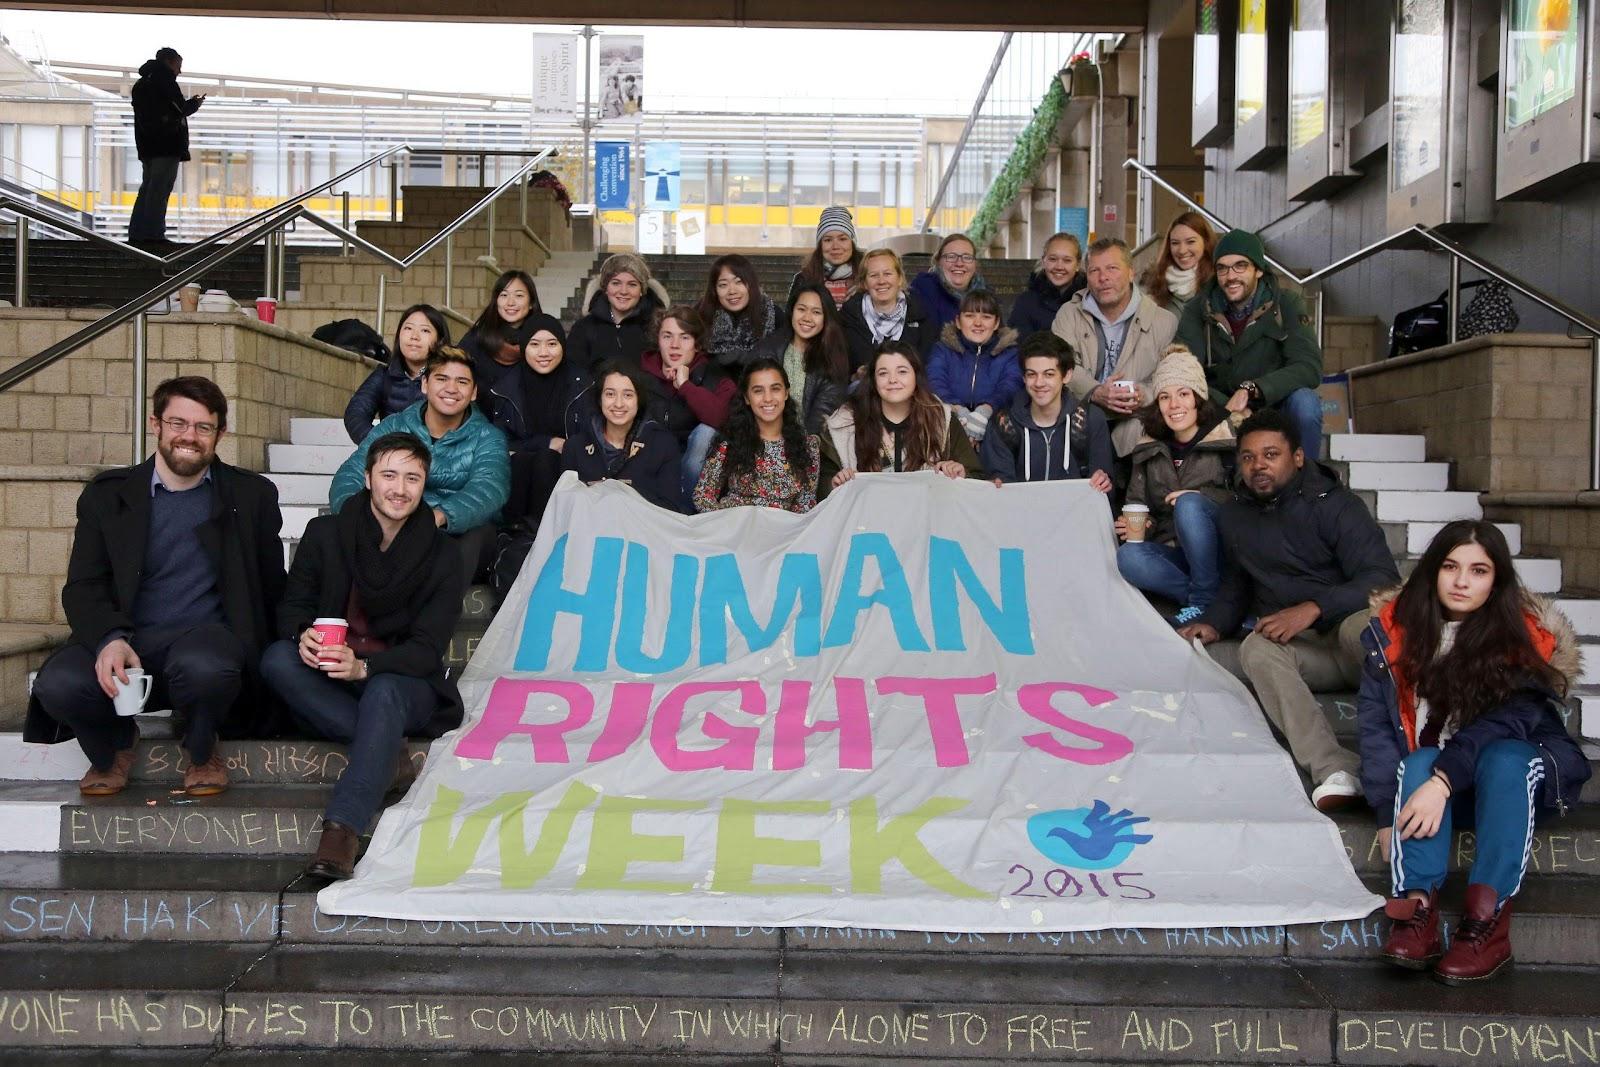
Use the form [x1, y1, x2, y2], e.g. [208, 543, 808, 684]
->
[643, 142, 681, 212]
[531, 33, 578, 118]
[597, 35, 644, 123]
[594, 142, 631, 212]
[638, 211, 666, 254]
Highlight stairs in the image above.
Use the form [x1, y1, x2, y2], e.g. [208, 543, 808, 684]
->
[2, 406, 1599, 1060]
[533, 249, 604, 327]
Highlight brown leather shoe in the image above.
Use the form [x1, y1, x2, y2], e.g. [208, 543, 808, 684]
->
[385, 744, 417, 803]
[182, 748, 229, 797]
[79, 748, 138, 797]
[1435, 884, 1513, 984]
[1381, 891, 1443, 970]
[307, 821, 360, 881]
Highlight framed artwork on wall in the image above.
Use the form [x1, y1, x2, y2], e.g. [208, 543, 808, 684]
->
[1497, 0, 1598, 197]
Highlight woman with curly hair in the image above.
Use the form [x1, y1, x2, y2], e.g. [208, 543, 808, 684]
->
[696, 253, 781, 370]
[817, 341, 983, 498]
[692, 358, 820, 514]
[1360, 520, 1589, 984]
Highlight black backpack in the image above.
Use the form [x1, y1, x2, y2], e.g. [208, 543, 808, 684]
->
[312, 318, 390, 364]
[1387, 279, 1517, 359]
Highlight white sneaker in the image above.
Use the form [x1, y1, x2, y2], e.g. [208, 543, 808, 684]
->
[1311, 770, 1362, 813]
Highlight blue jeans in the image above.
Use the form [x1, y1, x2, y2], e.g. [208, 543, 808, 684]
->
[1116, 492, 1223, 609]
[261, 640, 436, 832]
[1391, 740, 1546, 904]
[1276, 387, 1324, 463]
[129, 156, 180, 241]
[681, 423, 719, 505]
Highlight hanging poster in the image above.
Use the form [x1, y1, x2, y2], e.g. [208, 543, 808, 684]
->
[598, 35, 644, 123]
[1235, 0, 1270, 126]
[531, 33, 577, 118]
[638, 210, 666, 254]
[321, 475, 1381, 934]
[1505, 0, 1581, 128]
[1393, 0, 1447, 189]
[676, 210, 707, 255]
[594, 141, 630, 211]
[644, 142, 681, 212]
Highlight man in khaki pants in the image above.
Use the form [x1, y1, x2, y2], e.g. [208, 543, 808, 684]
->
[1180, 409, 1399, 811]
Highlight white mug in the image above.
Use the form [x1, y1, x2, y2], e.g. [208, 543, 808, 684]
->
[113, 668, 153, 717]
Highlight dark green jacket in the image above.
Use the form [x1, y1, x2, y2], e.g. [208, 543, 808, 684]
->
[1174, 275, 1323, 409]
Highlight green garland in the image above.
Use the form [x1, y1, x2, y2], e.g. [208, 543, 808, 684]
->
[968, 75, 1068, 248]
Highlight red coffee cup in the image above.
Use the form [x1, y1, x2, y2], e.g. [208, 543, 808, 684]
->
[256, 297, 278, 324]
[311, 617, 348, 664]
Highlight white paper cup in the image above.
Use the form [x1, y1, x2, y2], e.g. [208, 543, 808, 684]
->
[1122, 503, 1151, 543]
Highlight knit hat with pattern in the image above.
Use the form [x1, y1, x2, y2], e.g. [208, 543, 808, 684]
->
[816, 206, 856, 243]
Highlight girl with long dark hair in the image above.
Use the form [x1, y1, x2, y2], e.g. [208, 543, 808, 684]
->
[696, 254, 780, 370]
[1140, 211, 1216, 315]
[343, 303, 451, 443]
[692, 359, 820, 514]
[459, 269, 541, 365]
[817, 341, 983, 497]
[787, 206, 862, 310]
[752, 282, 848, 434]
[561, 362, 683, 512]
[1360, 520, 1588, 984]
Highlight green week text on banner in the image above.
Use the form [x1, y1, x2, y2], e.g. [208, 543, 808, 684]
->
[320, 473, 1380, 931]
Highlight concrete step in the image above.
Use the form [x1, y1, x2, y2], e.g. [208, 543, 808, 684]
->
[1374, 490, 1483, 522]
[279, 505, 322, 541]
[1575, 687, 1600, 740]
[1582, 641, 1600, 688]
[51, 784, 328, 856]
[1402, 520, 1522, 556]
[266, 473, 333, 507]
[0, 735, 430, 786]
[290, 418, 352, 447]
[267, 444, 354, 476]
[1558, 597, 1600, 639]
[1334, 805, 1600, 878]
[1396, 554, 1562, 593]
[1327, 434, 1428, 463]
[1341, 461, 1451, 492]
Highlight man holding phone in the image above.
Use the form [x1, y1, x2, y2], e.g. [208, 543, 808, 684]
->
[260, 432, 465, 880]
[26, 376, 285, 798]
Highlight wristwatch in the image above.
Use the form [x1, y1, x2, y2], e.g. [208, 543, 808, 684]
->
[1241, 380, 1263, 405]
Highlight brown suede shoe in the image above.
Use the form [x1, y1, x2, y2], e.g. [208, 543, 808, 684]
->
[182, 749, 229, 797]
[79, 748, 138, 797]
[385, 745, 417, 803]
[1381, 891, 1442, 970]
[306, 821, 360, 881]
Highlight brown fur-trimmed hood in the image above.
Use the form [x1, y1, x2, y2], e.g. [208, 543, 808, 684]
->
[936, 320, 1019, 354]
[1368, 584, 1584, 687]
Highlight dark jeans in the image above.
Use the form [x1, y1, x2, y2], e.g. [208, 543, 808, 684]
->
[32, 622, 244, 769]
[451, 524, 497, 591]
[1277, 387, 1325, 464]
[260, 640, 436, 832]
[1115, 493, 1224, 610]
[128, 156, 180, 241]
[507, 448, 564, 533]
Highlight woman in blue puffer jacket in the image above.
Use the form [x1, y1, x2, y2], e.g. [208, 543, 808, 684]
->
[924, 289, 1021, 444]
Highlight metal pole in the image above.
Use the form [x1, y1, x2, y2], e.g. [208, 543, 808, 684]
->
[478, 153, 487, 186]
[341, 191, 351, 257]
[389, 163, 398, 222]
[262, 230, 277, 302]
[443, 235, 454, 311]
[1447, 256, 1461, 346]
[1591, 334, 1600, 491]
[520, 176, 529, 232]
[274, 228, 287, 302]
[12, 217, 26, 309]
[131, 312, 148, 464]
[487, 199, 496, 262]
[376, 274, 387, 335]
[580, 25, 595, 204]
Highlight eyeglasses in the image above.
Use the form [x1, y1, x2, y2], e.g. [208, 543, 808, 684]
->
[1215, 261, 1256, 277]
[157, 417, 219, 437]
[940, 253, 977, 265]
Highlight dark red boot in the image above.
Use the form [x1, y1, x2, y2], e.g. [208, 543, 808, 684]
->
[1435, 884, 1513, 984]
[1381, 891, 1442, 970]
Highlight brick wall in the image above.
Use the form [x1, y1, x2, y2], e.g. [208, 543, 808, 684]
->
[1321, 316, 1384, 375]
[1348, 333, 1593, 493]
[1483, 496, 1600, 595]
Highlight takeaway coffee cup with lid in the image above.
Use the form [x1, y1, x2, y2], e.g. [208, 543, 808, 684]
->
[311, 618, 348, 665]
[178, 284, 202, 313]
[1122, 503, 1151, 543]
[255, 297, 278, 324]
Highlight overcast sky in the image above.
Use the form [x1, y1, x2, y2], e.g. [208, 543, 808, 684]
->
[0, 10, 998, 115]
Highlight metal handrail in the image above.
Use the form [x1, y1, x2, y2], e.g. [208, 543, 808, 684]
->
[1123, 157, 1600, 490]
[0, 146, 556, 464]
[921, 33, 1013, 234]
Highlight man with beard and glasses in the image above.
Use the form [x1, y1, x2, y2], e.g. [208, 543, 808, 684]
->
[26, 376, 285, 797]
[261, 433, 464, 880]
[1178, 408, 1398, 812]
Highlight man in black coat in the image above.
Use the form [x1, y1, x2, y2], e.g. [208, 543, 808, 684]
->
[27, 376, 285, 798]
[1179, 408, 1399, 812]
[128, 47, 205, 244]
[260, 432, 465, 880]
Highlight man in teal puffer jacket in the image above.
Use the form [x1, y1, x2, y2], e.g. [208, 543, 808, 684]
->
[329, 348, 509, 587]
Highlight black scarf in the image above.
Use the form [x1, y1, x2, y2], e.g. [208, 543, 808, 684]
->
[334, 491, 440, 638]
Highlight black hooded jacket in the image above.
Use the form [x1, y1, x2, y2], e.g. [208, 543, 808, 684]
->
[132, 59, 202, 161]
[1008, 269, 1086, 336]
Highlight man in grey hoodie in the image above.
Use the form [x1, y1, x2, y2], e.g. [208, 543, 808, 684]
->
[981, 331, 1114, 491]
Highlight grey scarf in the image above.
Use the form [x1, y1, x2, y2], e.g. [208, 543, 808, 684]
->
[861, 292, 908, 344]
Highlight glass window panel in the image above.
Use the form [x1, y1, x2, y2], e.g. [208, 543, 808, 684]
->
[251, 137, 280, 199]
[1393, 0, 1446, 188]
[680, 156, 708, 206]
[832, 157, 854, 202]
[1290, 0, 1329, 150]
[726, 156, 763, 205]
[1236, 0, 1269, 126]
[0, 125, 14, 180]
[1505, 0, 1580, 128]
[794, 156, 829, 209]
[856, 154, 882, 206]
[766, 157, 790, 207]
[20, 125, 58, 185]
[61, 127, 87, 192]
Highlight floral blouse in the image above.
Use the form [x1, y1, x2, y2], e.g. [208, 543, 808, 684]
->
[692, 436, 821, 514]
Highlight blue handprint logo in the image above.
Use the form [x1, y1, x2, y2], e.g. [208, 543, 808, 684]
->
[1028, 801, 1153, 871]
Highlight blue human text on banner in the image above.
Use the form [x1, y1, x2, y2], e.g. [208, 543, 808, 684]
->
[595, 142, 631, 211]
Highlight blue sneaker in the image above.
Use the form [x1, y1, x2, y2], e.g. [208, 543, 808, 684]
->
[1171, 605, 1205, 627]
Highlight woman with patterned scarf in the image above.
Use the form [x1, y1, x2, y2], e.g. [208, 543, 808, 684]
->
[786, 206, 862, 310]
[696, 253, 781, 371]
[838, 247, 936, 376]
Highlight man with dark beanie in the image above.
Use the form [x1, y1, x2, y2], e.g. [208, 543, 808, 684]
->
[128, 47, 206, 244]
[1174, 228, 1327, 461]
[26, 376, 285, 798]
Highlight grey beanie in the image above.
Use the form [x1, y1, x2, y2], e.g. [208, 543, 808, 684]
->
[817, 206, 856, 243]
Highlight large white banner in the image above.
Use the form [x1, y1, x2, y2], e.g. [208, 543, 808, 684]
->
[321, 474, 1380, 931]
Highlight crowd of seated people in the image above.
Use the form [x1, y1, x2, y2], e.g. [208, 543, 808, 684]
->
[23, 207, 1588, 984]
